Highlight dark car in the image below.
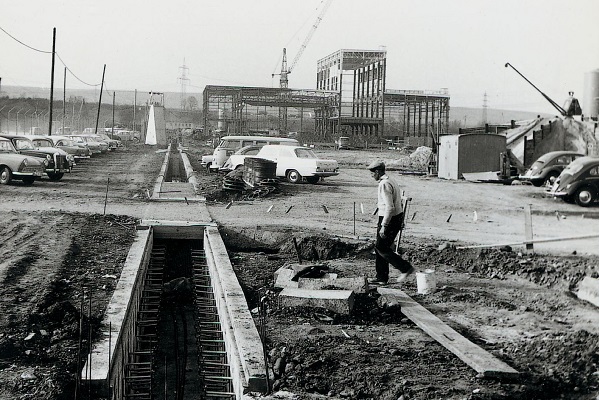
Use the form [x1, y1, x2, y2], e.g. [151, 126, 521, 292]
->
[43, 135, 92, 160]
[519, 151, 585, 187]
[549, 156, 599, 207]
[0, 134, 73, 181]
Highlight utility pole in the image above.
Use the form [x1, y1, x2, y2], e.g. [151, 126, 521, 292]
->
[482, 92, 488, 125]
[178, 59, 189, 110]
[133, 89, 137, 133]
[94, 65, 106, 135]
[112, 91, 115, 139]
[48, 28, 56, 136]
[63, 67, 66, 136]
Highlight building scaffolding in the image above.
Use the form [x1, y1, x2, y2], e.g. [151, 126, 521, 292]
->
[202, 49, 450, 147]
[384, 89, 451, 147]
[202, 85, 339, 139]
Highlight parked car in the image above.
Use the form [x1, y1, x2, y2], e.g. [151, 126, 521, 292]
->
[96, 133, 122, 149]
[336, 136, 351, 150]
[549, 156, 599, 207]
[27, 135, 82, 166]
[255, 144, 339, 184]
[220, 145, 265, 172]
[0, 137, 47, 184]
[0, 134, 72, 181]
[44, 135, 92, 160]
[203, 135, 300, 172]
[66, 134, 109, 154]
[81, 133, 118, 150]
[112, 130, 140, 142]
[519, 151, 585, 187]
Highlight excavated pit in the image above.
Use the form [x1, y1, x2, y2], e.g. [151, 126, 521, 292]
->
[81, 146, 266, 399]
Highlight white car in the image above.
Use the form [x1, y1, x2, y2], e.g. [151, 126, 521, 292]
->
[220, 145, 263, 172]
[255, 144, 339, 184]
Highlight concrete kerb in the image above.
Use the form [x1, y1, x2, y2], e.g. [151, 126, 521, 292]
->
[82, 228, 154, 398]
[204, 226, 268, 394]
[151, 143, 171, 200]
[179, 146, 202, 197]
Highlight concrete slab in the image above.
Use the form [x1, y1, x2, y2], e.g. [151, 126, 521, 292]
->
[298, 276, 368, 294]
[274, 265, 338, 289]
[279, 288, 355, 315]
[577, 276, 599, 307]
[274, 268, 299, 288]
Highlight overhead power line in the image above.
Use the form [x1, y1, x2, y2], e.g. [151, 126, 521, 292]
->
[0, 25, 51, 53]
[0, 24, 100, 87]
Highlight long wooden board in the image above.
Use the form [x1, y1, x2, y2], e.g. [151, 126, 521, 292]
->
[378, 287, 519, 379]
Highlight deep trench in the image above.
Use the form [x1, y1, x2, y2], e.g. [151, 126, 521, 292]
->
[122, 238, 235, 400]
[165, 151, 186, 183]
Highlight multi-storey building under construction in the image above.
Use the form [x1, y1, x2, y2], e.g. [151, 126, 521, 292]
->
[202, 49, 450, 147]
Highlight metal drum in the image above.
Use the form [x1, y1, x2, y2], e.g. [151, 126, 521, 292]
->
[243, 157, 277, 187]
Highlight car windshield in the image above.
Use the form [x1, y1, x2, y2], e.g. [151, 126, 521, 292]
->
[57, 139, 76, 146]
[14, 139, 35, 150]
[294, 148, 317, 158]
[32, 139, 53, 147]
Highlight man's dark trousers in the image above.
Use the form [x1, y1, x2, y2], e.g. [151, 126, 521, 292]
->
[375, 214, 412, 282]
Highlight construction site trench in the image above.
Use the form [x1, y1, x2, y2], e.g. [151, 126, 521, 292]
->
[0, 139, 598, 400]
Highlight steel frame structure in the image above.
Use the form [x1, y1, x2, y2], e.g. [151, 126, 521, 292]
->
[202, 85, 339, 139]
[384, 89, 451, 146]
[317, 49, 387, 138]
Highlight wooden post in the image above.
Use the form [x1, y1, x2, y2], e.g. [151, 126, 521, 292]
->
[524, 204, 534, 254]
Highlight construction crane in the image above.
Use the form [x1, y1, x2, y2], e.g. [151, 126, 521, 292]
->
[273, 0, 333, 88]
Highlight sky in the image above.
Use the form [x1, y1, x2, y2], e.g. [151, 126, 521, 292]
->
[1, 0, 599, 113]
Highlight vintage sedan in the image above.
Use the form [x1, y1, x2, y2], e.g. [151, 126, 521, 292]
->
[0, 134, 73, 181]
[220, 145, 263, 172]
[0, 137, 46, 184]
[43, 135, 92, 160]
[519, 151, 585, 187]
[66, 134, 109, 154]
[255, 144, 339, 184]
[549, 156, 599, 207]
[95, 133, 122, 149]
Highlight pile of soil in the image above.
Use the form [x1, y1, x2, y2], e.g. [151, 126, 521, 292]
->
[0, 212, 136, 400]
[226, 232, 599, 400]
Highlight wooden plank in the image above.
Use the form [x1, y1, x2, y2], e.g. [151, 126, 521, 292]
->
[378, 287, 519, 378]
[524, 204, 534, 254]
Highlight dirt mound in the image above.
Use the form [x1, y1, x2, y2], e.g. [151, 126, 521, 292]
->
[0, 212, 136, 400]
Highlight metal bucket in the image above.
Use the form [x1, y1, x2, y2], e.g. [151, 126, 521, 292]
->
[416, 269, 437, 294]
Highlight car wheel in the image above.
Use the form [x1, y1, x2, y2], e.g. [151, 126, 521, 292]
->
[286, 169, 302, 184]
[575, 187, 595, 207]
[306, 176, 320, 184]
[22, 177, 35, 185]
[0, 166, 12, 185]
[47, 172, 64, 181]
[206, 162, 212, 172]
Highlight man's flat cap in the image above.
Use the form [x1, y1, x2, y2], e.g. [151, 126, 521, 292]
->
[367, 160, 385, 171]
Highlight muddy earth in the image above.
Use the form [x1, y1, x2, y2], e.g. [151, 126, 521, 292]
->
[0, 138, 598, 400]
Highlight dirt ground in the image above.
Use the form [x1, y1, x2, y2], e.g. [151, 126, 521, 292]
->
[0, 138, 598, 400]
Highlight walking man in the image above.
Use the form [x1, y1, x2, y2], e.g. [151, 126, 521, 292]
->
[368, 160, 415, 284]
